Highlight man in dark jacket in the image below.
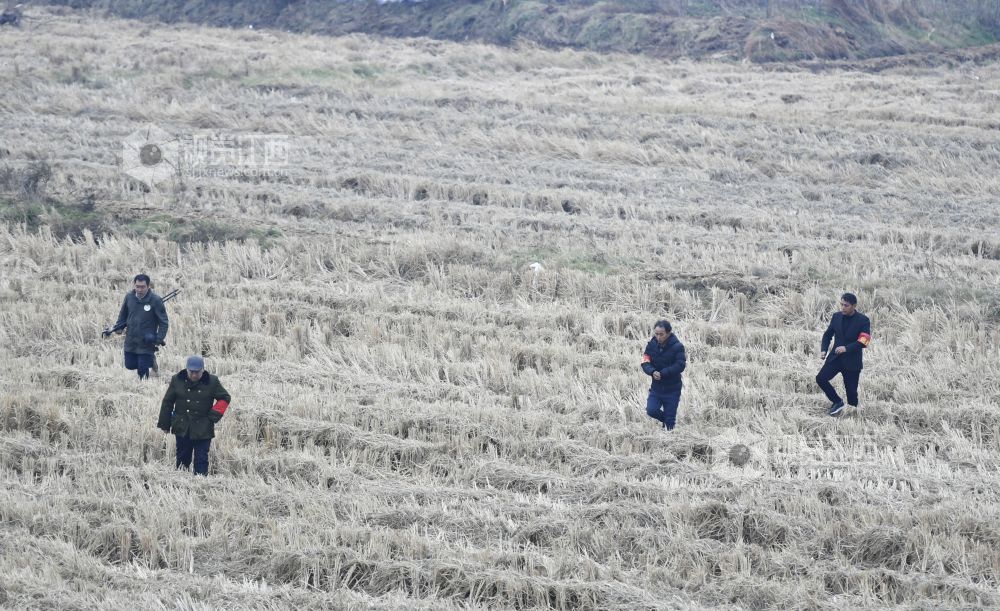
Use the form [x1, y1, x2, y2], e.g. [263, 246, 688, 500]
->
[642, 320, 687, 430]
[157, 355, 232, 475]
[111, 274, 169, 379]
[817, 292, 872, 416]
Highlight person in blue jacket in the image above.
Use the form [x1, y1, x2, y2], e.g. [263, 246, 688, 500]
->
[110, 274, 169, 379]
[641, 320, 686, 430]
[817, 292, 872, 416]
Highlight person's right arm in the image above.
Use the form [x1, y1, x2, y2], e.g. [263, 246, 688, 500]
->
[113, 296, 128, 334]
[157, 381, 177, 431]
[820, 315, 835, 357]
[641, 346, 656, 376]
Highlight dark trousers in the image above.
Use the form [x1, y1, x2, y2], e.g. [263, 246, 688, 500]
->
[647, 387, 682, 430]
[816, 358, 861, 407]
[176, 434, 212, 475]
[124, 351, 155, 379]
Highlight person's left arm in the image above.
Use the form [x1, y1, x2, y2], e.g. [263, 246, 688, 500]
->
[844, 317, 872, 353]
[660, 345, 687, 377]
[153, 297, 169, 344]
[208, 377, 232, 423]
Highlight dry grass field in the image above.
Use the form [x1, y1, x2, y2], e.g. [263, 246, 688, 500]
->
[1, 6, 999, 609]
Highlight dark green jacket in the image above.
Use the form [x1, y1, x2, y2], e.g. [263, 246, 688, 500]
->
[157, 370, 231, 440]
[115, 290, 169, 354]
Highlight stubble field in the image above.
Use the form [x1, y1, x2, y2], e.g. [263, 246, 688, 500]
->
[1, 7, 999, 610]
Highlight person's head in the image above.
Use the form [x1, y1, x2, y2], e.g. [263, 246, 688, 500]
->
[134, 274, 151, 298]
[653, 319, 672, 343]
[840, 292, 858, 316]
[185, 355, 205, 381]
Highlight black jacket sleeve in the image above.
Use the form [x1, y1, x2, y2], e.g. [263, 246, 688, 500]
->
[207, 378, 232, 423]
[114, 297, 129, 331]
[845, 316, 871, 353]
[820, 315, 835, 353]
[641, 342, 656, 376]
[661, 345, 687, 378]
[157, 380, 177, 430]
[153, 296, 169, 343]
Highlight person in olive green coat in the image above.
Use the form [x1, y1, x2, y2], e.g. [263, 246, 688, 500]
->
[157, 355, 231, 475]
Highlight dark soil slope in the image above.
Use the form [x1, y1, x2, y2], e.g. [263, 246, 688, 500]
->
[35, 0, 1000, 62]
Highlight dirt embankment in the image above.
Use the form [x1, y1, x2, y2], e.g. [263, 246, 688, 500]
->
[28, 0, 1000, 63]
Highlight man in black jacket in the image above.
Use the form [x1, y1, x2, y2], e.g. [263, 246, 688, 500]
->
[642, 320, 686, 430]
[110, 274, 169, 379]
[817, 292, 872, 416]
[157, 355, 232, 476]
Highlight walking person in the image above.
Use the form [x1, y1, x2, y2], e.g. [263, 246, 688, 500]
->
[816, 292, 872, 416]
[642, 320, 686, 431]
[157, 355, 232, 476]
[106, 273, 169, 379]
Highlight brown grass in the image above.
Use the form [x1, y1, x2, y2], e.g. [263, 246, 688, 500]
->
[0, 5, 999, 610]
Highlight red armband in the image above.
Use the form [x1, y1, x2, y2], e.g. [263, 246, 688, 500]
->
[212, 400, 230, 415]
[857, 332, 871, 347]
[641, 354, 652, 364]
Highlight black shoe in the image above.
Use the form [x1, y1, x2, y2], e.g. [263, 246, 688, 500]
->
[828, 400, 846, 416]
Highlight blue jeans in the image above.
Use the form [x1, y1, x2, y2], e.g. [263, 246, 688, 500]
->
[647, 387, 682, 430]
[176, 434, 212, 475]
[124, 351, 155, 379]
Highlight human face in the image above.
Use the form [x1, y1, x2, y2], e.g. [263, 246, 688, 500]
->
[134, 280, 149, 299]
[187, 368, 203, 382]
[653, 327, 669, 344]
[840, 299, 856, 316]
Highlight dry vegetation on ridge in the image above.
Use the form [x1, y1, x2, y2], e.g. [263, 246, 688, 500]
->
[1, 7, 1000, 609]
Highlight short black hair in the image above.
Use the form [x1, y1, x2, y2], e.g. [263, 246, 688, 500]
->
[134, 274, 151, 285]
[841, 292, 857, 306]
[654, 319, 672, 333]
